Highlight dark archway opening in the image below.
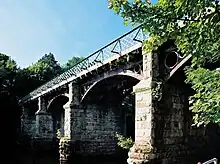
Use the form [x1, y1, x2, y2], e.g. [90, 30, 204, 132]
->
[121, 88, 135, 141]
[47, 95, 68, 139]
[81, 75, 139, 162]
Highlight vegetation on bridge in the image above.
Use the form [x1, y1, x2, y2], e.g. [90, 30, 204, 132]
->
[108, 0, 220, 126]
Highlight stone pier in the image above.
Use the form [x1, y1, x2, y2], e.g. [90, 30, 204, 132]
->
[59, 82, 79, 163]
[127, 51, 157, 164]
[127, 49, 195, 164]
[35, 97, 53, 139]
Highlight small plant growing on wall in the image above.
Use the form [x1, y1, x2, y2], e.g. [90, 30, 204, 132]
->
[56, 129, 62, 139]
[115, 132, 134, 150]
[57, 129, 69, 141]
[57, 129, 72, 159]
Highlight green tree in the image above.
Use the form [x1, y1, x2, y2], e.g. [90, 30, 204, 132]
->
[62, 56, 84, 71]
[28, 53, 62, 82]
[0, 53, 17, 96]
[0, 53, 21, 162]
[15, 53, 62, 98]
[108, 0, 220, 126]
[14, 68, 36, 98]
[15, 54, 84, 98]
[39, 53, 62, 76]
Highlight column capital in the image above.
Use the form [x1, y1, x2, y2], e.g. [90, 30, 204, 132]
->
[133, 79, 152, 93]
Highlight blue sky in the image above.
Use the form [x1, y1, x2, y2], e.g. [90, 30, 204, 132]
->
[0, 0, 134, 68]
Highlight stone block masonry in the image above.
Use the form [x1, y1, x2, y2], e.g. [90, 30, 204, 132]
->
[35, 112, 53, 139]
[70, 104, 122, 155]
[127, 50, 194, 164]
[127, 51, 157, 164]
[21, 116, 36, 138]
[58, 82, 127, 163]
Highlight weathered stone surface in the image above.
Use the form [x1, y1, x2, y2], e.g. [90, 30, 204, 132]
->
[35, 113, 53, 139]
[69, 104, 122, 155]
[20, 106, 36, 138]
[127, 52, 156, 164]
[35, 97, 54, 139]
[59, 139, 72, 164]
[21, 116, 36, 137]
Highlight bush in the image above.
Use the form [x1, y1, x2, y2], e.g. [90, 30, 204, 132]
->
[115, 132, 134, 150]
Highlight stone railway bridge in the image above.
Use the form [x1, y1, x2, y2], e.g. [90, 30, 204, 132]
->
[19, 25, 220, 164]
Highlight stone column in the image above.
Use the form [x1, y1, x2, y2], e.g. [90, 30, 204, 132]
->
[35, 96, 53, 139]
[59, 82, 80, 164]
[127, 51, 159, 164]
[20, 106, 29, 134]
[63, 82, 80, 138]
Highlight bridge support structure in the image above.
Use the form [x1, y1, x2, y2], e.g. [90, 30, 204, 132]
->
[35, 97, 53, 139]
[20, 106, 29, 135]
[127, 48, 195, 163]
[127, 51, 158, 164]
[59, 82, 81, 164]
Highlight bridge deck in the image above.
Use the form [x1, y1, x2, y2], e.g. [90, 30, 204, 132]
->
[21, 25, 148, 103]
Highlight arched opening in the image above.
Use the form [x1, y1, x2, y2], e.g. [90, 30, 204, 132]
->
[47, 95, 69, 138]
[121, 88, 135, 140]
[81, 75, 140, 158]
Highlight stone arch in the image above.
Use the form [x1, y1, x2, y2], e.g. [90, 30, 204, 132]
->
[47, 93, 69, 109]
[81, 70, 143, 103]
[81, 72, 141, 142]
[47, 94, 69, 138]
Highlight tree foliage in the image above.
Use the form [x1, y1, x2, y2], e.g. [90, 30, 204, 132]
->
[186, 67, 220, 126]
[1, 52, 85, 99]
[108, 0, 220, 126]
[0, 53, 21, 162]
[27, 53, 62, 82]
[62, 56, 85, 71]
[14, 53, 63, 98]
[0, 51, 84, 161]
[0, 53, 17, 96]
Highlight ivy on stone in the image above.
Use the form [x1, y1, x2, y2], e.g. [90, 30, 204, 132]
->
[152, 80, 163, 101]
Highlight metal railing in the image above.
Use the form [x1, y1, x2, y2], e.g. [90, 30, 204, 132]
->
[199, 158, 218, 164]
[21, 24, 148, 103]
